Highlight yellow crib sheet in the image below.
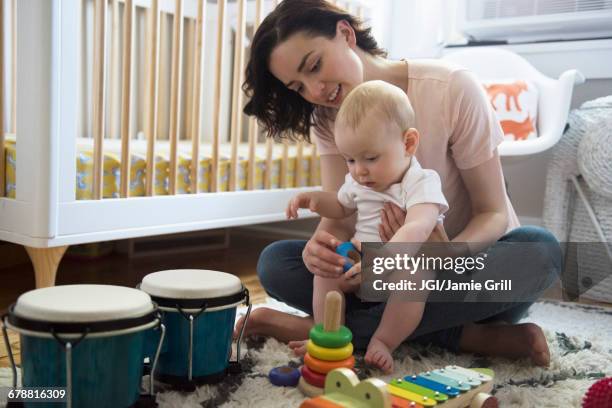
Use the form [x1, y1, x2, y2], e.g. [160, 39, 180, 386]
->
[3, 139, 321, 199]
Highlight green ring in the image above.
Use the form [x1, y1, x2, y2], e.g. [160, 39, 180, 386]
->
[309, 323, 352, 348]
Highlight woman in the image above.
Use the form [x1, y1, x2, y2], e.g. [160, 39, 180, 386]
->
[235, 0, 561, 368]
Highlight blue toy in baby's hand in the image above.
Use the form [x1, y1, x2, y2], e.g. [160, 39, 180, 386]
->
[336, 242, 361, 273]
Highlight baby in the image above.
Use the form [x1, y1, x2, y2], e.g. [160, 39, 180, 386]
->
[286, 80, 448, 373]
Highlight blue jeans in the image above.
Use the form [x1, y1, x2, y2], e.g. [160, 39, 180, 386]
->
[256, 226, 562, 352]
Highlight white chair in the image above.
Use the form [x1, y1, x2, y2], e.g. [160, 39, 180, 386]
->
[442, 47, 585, 157]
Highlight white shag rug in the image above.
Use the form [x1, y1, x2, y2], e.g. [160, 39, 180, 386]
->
[1, 300, 611, 407]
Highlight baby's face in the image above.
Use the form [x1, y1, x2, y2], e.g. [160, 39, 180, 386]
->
[336, 112, 412, 192]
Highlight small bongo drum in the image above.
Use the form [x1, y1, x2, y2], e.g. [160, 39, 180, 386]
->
[1, 285, 163, 408]
[140, 269, 251, 385]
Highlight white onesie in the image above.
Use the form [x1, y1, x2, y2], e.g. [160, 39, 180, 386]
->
[337, 158, 449, 242]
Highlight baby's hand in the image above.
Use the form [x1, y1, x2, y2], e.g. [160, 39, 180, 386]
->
[286, 193, 318, 219]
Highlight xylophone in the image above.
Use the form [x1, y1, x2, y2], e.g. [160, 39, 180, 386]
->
[301, 366, 497, 408]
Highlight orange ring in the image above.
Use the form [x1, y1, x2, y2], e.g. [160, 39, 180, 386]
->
[304, 353, 355, 374]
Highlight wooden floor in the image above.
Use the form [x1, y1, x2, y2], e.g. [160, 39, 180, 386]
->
[0, 229, 273, 369]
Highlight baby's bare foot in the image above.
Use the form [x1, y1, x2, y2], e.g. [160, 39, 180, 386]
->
[288, 339, 308, 356]
[365, 337, 394, 374]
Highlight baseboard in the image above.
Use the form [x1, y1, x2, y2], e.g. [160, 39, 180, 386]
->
[115, 229, 230, 258]
[236, 225, 313, 240]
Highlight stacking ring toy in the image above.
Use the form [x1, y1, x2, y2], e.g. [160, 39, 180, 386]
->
[300, 365, 327, 388]
[336, 242, 360, 272]
[268, 366, 301, 387]
[306, 340, 353, 361]
[309, 323, 352, 348]
[298, 376, 324, 398]
[304, 353, 355, 374]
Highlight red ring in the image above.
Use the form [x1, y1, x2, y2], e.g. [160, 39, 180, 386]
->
[301, 365, 327, 388]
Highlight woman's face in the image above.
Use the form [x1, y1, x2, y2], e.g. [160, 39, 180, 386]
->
[269, 21, 363, 108]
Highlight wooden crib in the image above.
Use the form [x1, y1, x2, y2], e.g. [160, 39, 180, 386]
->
[0, 0, 368, 288]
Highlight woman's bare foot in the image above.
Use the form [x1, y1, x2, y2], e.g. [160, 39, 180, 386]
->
[233, 307, 314, 343]
[288, 339, 308, 356]
[460, 322, 550, 366]
[365, 337, 394, 374]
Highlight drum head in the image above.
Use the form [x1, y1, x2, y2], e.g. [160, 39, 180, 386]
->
[140, 269, 242, 300]
[13, 284, 154, 323]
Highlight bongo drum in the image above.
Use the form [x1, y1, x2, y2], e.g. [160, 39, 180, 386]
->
[140, 269, 251, 385]
[1, 285, 164, 408]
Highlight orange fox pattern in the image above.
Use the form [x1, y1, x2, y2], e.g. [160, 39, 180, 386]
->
[500, 115, 535, 141]
[484, 81, 528, 111]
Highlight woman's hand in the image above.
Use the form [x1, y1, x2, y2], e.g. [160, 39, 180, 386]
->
[302, 230, 346, 278]
[379, 202, 407, 241]
[340, 261, 361, 293]
[379, 203, 450, 244]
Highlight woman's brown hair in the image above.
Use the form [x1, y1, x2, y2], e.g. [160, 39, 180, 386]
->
[242, 0, 386, 142]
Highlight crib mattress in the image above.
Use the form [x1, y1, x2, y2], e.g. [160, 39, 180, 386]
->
[3, 137, 320, 199]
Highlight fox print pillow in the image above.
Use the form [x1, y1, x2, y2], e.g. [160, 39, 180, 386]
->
[483, 79, 539, 141]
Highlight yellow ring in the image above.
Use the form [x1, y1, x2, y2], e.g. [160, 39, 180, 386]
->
[306, 340, 353, 361]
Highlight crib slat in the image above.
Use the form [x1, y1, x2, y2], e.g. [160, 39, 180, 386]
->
[183, 19, 193, 147]
[190, 0, 205, 194]
[265, 138, 273, 189]
[157, 14, 169, 153]
[92, 0, 108, 200]
[110, 0, 120, 140]
[0, 0, 5, 197]
[145, 0, 160, 196]
[247, 119, 257, 190]
[211, 0, 227, 192]
[168, 0, 183, 195]
[357, 4, 364, 19]
[310, 142, 318, 186]
[281, 140, 289, 188]
[247, 0, 265, 191]
[296, 140, 304, 187]
[229, 0, 246, 191]
[120, 0, 134, 198]
[10, 0, 15, 134]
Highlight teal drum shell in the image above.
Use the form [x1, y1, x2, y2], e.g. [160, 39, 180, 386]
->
[156, 306, 237, 381]
[5, 284, 158, 408]
[19, 329, 148, 408]
[140, 270, 249, 385]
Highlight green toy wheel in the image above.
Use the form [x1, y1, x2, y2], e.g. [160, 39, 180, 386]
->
[309, 323, 352, 348]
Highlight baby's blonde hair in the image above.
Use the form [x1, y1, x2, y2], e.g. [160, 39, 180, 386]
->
[336, 80, 415, 132]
